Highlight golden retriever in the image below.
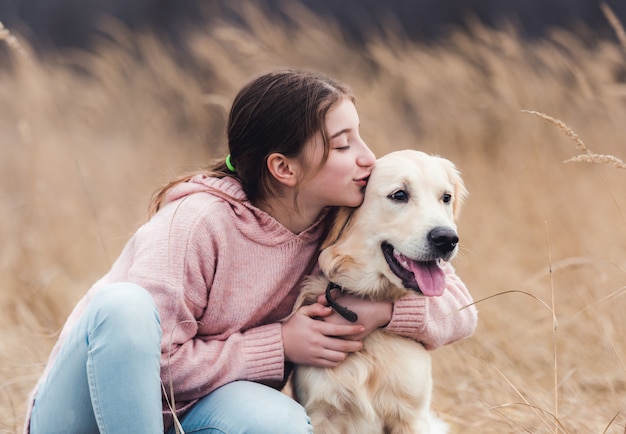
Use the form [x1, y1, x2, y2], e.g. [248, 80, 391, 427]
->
[292, 150, 468, 434]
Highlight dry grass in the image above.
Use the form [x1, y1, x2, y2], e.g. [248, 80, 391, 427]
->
[0, 21, 29, 59]
[2, 3, 626, 433]
[523, 109, 626, 170]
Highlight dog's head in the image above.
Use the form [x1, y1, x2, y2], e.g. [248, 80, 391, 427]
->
[319, 150, 467, 301]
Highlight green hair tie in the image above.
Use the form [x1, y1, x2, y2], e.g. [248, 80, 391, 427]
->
[225, 154, 237, 173]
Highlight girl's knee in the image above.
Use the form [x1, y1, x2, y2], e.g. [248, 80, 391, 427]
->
[89, 283, 161, 345]
[230, 384, 312, 433]
[182, 382, 312, 434]
[257, 397, 311, 434]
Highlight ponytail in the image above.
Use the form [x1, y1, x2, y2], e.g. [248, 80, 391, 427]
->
[147, 159, 233, 218]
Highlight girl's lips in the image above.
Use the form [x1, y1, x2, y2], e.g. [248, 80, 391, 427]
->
[355, 175, 370, 187]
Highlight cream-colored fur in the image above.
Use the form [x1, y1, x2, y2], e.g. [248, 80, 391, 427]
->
[292, 150, 467, 434]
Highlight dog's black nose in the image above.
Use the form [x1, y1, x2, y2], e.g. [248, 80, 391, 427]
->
[428, 227, 459, 254]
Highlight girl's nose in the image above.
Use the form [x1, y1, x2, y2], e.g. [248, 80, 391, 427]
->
[358, 143, 376, 168]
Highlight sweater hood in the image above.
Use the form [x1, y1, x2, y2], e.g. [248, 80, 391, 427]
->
[163, 174, 328, 244]
[164, 174, 247, 204]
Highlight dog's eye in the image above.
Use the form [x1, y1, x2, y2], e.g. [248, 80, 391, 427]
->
[442, 193, 452, 204]
[389, 190, 409, 202]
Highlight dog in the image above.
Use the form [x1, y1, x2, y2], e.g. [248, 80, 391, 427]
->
[291, 149, 468, 434]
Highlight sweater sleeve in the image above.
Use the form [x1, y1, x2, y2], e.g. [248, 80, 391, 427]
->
[383, 262, 478, 350]
[160, 320, 286, 403]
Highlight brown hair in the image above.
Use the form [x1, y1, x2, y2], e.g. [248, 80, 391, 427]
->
[148, 69, 355, 217]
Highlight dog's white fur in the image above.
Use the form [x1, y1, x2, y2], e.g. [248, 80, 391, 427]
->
[292, 150, 468, 434]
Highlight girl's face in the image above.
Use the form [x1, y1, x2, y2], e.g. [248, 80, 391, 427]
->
[299, 98, 376, 209]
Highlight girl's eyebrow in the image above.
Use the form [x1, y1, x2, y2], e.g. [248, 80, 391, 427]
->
[330, 128, 350, 139]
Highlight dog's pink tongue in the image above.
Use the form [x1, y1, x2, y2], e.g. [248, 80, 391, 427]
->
[410, 261, 446, 297]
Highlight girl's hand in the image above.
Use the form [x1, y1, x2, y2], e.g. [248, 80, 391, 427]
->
[317, 293, 392, 341]
[282, 303, 365, 368]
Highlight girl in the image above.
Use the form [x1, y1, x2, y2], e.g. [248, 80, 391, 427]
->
[27, 69, 477, 434]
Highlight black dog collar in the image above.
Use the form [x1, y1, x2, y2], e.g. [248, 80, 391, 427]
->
[325, 282, 358, 323]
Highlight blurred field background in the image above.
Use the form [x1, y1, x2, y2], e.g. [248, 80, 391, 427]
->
[2, 1, 626, 433]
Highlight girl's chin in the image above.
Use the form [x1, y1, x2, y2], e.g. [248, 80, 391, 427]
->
[340, 195, 365, 208]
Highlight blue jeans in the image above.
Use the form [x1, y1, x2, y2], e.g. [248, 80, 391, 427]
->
[168, 381, 313, 434]
[30, 283, 312, 434]
[30, 283, 164, 433]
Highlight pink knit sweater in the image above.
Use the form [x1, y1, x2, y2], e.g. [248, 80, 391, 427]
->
[26, 175, 477, 432]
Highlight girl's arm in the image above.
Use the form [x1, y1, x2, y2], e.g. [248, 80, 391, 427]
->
[160, 298, 367, 404]
[160, 317, 287, 403]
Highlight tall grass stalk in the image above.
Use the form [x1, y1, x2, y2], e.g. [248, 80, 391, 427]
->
[0, 21, 29, 60]
[601, 2, 626, 51]
[521, 110, 626, 170]
[544, 221, 559, 434]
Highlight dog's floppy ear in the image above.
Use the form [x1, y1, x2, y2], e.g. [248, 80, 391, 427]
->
[440, 158, 468, 219]
[321, 206, 355, 250]
[318, 247, 358, 280]
[318, 207, 358, 279]
[452, 169, 468, 219]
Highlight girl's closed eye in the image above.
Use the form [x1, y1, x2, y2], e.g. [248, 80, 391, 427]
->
[331, 135, 352, 151]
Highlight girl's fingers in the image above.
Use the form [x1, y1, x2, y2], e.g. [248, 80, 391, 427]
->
[322, 334, 363, 354]
[320, 321, 365, 339]
[298, 302, 333, 318]
[298, 303, 364, 338]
